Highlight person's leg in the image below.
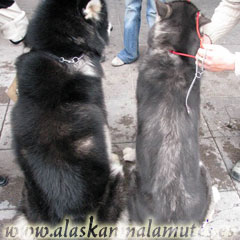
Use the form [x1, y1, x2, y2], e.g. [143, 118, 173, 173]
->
[0, 1, 28, 43]
[113, 0, 142, 65]
[146, 0, 165, 28]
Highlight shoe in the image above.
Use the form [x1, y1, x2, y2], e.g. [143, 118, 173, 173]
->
[231, 161, 240, 182]
[111, 56, 125, 67]
[0, 176, 8, 186]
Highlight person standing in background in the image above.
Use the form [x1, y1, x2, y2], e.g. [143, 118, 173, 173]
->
[197, 0, 240, 182]
[112, 0, 165, 67]
[0, 0, 28, 44]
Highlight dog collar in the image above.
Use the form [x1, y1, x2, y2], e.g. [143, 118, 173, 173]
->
[168, 11, 205, 115]
[42, 52, 84, 64]
[169, 11, 203, 59]
[59, 55, 84, 64]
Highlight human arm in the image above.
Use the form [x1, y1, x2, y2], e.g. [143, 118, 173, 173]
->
[203, 0, 240, 43]
[197, 44, 240, 75]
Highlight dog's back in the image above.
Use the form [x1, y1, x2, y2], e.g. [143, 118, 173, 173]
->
[11, 0, 113, 224]
[129, 1, 211, 224]
[13, 51, 110, 223]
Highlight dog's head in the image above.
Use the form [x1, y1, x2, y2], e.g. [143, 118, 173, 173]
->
[148, 0, 210, 58]
[25, 0, 111, 57]
[78, 0, 111, 42]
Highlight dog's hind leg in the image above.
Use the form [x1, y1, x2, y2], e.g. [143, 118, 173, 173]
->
[10, 215, 36, 240]
[104, 125, 124, 176]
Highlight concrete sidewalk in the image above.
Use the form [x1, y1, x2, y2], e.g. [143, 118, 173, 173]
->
[0, 0, 240, 239]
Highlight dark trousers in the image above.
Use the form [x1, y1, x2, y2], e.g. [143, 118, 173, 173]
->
[0, 0, 14, 9]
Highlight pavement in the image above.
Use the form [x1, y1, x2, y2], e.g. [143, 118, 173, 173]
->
[0, 0, 240, 239]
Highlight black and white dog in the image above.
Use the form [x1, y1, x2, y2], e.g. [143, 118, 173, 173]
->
[12, 0, 123, 228]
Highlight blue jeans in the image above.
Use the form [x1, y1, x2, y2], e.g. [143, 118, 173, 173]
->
[117, 0, 164, 63]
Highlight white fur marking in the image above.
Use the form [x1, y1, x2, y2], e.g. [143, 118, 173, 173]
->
[23, 47, 30, 54]
[104, 125, 123, 176]
[14, 215, 36, 240]
[72, 57, 97, 77]
[123, 147, 136, 162]
[74, 136, 94, 155]
[84, 0, 102, 21]
[110, 153, 123, 176]
[203, 185, 220, 226]
[114, 210, 129, 240]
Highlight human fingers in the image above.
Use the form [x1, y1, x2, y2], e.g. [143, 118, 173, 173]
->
[201, 43, 214, 50]
[201, 35, 212, 44]
[197, 48, 206, 58]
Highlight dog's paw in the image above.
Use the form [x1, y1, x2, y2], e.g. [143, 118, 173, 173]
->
[112, 153, 120, 163]
[123, 148, 136, 162]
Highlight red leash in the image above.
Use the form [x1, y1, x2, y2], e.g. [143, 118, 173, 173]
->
[169, 11, 203, 59]
[169, 50, 196, 59]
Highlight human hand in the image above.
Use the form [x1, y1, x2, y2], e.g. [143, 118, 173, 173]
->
[196, 44, 235, 72]
[201, 34, 212, 45]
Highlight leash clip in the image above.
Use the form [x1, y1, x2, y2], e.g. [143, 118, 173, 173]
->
[59, 55, 83, 64]
[185, 55, 205, 115]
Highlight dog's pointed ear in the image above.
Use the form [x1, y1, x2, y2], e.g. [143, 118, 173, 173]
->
[199, 13, 211, 27]
[155, 0, 172, 19]
[83, 0, 102, 21]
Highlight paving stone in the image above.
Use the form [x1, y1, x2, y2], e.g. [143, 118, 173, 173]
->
[0, 39, 22, 89]
[0, 201, 16, 210]
[0, 209, 17, 221]
[105, 29, 123, 58]
[107, 4, 122, 27]
[0, 106, 13, 149]
[214, 137, 240, 194]
[201, 71, 240, 99]
[0, 150, 22, 179]
[200, 113, 212, 139]
[200, 138, 235, 191]
[202, 97, 240, 138]
[0, 150, 23, 208]
[17, 0, 40, 18]
[0, 106, 7, 132]
[0, 87, 9, 106]
[198, 191, 240, 240]
[106, 99, 137, 144]
[103, 65, 136, 101]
